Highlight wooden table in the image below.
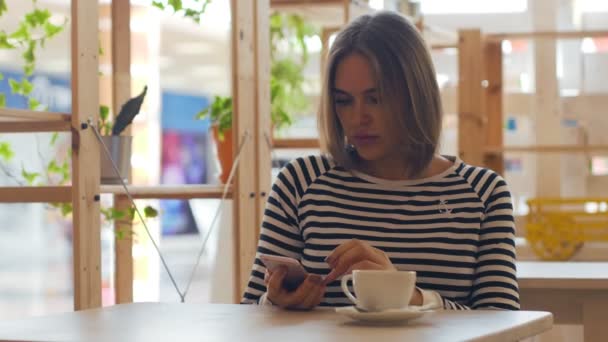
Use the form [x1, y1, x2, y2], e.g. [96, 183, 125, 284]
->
[518, 261, 608, 342]
[0, 303, 551, 342]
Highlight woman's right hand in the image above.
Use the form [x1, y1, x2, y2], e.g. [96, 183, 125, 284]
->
[265, 267, 326, 310]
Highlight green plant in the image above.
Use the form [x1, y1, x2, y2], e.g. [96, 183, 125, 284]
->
[0, 0, 159, 230]
[195, 95, 232, 140]
[196, 13, 318, 137]
[151, 0, 211, 24]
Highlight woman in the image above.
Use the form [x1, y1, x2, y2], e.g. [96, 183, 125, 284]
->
[241, 10, 519, 311]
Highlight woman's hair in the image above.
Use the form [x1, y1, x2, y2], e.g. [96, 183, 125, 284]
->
[318, 11, 443, 177]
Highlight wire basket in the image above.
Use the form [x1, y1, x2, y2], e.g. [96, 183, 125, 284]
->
[526, 198, 608, 260]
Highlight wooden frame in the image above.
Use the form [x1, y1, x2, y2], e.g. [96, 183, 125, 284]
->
[457, 28, 608, 175]
[111, 0, 133, 305]
[71, 0, 102, 310]
[231, 0, 272, 302]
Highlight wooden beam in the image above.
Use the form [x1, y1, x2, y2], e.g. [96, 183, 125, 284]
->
[0, 108, 71, 121]
[255, 0, 273, 243]
[111, 0, 133, 305]
[0, 186, 71, 203]
[487, 30, 608, 41]
[271, 0, 344, 6]
[232, 0, 259, 303]
[458, 29, 485, 166]
[100, 185, 229, 199]
[430, 43, 458, 50]
[0, 121, 71, 133]
[273, 138, 320, 149]
[114, 195, 133, 305]
[71, 0, 102, 311]
[485, 145, 608, 154]
[483, 40, 504, 175]
[532, 0, 561, 198]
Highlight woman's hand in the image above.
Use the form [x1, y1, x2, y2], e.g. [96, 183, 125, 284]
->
[265, 267, 326, 310]
[323, 239, 396, 285]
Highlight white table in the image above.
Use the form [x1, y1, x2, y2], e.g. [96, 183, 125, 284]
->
[0, 303, 551, 342]
[518, 261, 608, 342]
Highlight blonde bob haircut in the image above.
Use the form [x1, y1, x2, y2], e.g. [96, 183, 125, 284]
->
[318, 11, 443, 178]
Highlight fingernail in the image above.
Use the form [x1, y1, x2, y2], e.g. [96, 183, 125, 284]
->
[309, 275, 323, 284]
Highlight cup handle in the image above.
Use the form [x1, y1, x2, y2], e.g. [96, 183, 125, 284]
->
[340, 274, 359, 306]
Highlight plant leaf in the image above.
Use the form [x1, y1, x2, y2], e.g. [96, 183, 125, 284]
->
[151, 1, 165, 10]
[22, 40, 36, 65]
[28, 97, 40, 110]
[24, 63, 34, 76]
[21, 166, 40, 185]
[60, 203, 73, 216]
[47, 160, 61, 174]
[25, 9, 51, 27]
[0, 142, 14, 161]
[8, 78, 21, 94]
[0, 0, 7, 16]
[99, 105, 110, 122]
[143, 205, 158, 218]
[9, 22, 30, 41]
[50, 132, 59, 145]
[0, 31, 15, 49]
[21, 78, 34, 95]
[44, 21, 63, 39]
[0, 94, 5, 108]
[168, 0, 182, 12]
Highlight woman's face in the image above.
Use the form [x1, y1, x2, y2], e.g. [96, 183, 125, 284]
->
[333, 52, 400, 165]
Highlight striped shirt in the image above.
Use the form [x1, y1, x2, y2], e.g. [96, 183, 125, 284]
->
[241, 155, 520, 310]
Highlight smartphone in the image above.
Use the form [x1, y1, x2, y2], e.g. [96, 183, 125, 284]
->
[259, 254, 308, 291]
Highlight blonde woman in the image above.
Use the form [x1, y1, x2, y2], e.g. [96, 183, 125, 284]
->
[242, 10, 519, 311]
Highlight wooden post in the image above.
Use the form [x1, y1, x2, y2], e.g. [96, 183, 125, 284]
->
[532, 0, 561, 197]
[255, 0, 273, 241]
[111, 0, 134, 305]
[231, 0, 271, 303]
[458, 29, 485, 166]
[71, 0, 102, 310]
[483, 40, 504, 175]
[343, 0, 350, 23]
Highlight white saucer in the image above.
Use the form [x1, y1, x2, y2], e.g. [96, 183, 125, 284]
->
[335, 306, 432, 323]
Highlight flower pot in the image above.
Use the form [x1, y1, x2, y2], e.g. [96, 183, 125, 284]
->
[100, 136, 132, 185]
[212, 125, 233, 184]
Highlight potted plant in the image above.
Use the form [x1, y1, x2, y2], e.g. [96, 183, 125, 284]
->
[196, 13, 317, 183]
[98, 86, 147, 185]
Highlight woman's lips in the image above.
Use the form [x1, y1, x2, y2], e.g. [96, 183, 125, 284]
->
[353, 135, 379, 146]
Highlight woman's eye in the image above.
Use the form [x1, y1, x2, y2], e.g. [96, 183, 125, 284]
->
[366, 96, 379, 105]
[334, 98, 352, 106]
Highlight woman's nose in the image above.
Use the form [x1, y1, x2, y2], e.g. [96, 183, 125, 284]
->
[354, 100, 373, 126]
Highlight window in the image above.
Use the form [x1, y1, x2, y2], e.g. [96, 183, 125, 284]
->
[579, 0, 608, 13]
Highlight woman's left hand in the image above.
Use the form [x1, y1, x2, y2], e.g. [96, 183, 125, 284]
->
[322, 239, 424, 305]
[322, 239, 396, 285]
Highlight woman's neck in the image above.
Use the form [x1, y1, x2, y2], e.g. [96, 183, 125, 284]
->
[357, 155, 452, 181]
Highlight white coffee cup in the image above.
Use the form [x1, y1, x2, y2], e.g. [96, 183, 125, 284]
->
[341, 270, 416, 312]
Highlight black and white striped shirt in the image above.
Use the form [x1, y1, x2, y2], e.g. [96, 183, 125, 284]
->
[242, 155, 520, 310]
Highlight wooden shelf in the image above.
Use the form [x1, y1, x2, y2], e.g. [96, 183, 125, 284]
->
[0, 120, 72, 133]
[271, 0, 372, 27]
[487, 30, 608, 41]
[101, 185, 230, 200]
[0, 108, 71, 121]
[273, 138, 320, 149]
[0, 186, 71, 203]
[0, 185, 229, 203]
[485, 145, 608, 154]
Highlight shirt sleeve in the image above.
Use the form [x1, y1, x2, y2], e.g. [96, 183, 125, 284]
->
[241, 164, 305, 304]
[447, 176, 520, 310]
